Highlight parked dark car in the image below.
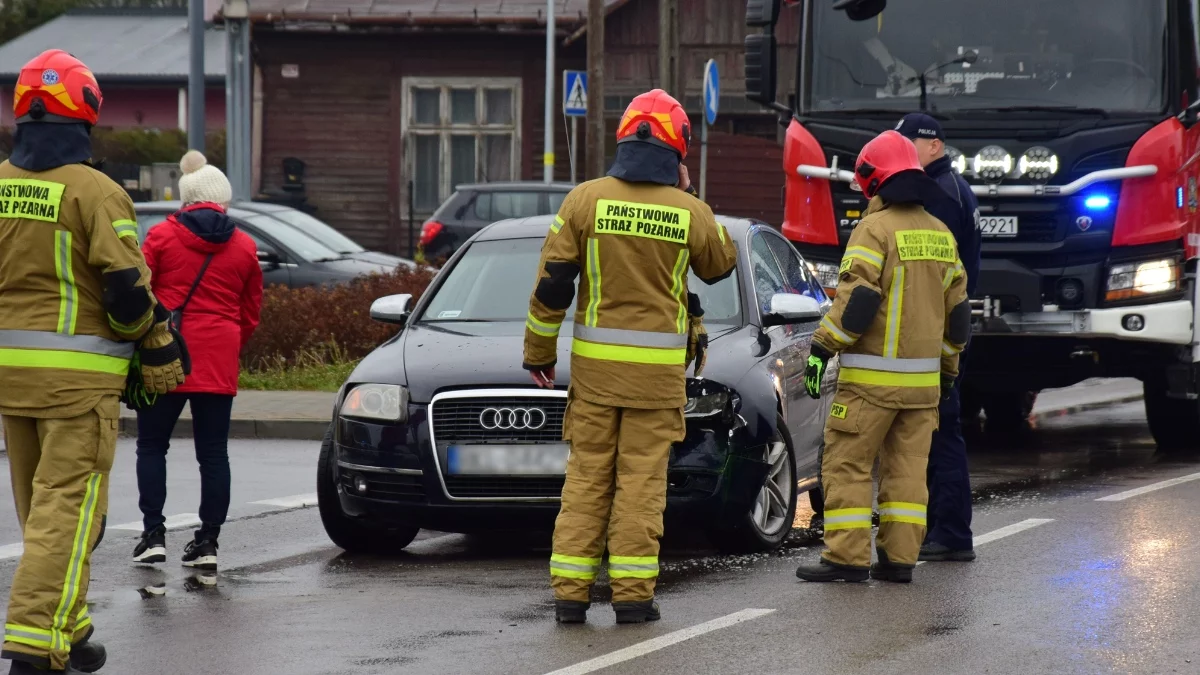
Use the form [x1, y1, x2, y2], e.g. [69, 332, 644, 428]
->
[418, 181, 574, 261]
[318, 214, 840, 555]
[134, 201, 414, 288]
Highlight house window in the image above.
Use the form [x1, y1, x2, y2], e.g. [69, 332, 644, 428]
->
[404, 78, 522, 213]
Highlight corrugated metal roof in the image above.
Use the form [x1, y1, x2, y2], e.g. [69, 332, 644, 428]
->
[0, 10, 226, 81]
[243, 0, 621, 24]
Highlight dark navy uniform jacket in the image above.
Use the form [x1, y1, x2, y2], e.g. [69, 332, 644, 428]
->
[924, 155, 982, 296]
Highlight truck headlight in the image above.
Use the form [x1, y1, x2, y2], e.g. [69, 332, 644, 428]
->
[1105, 258, 1180, 302]
[973, 145, 1013, 183]
[945, 146, 967, 174]
[1018, 146, 1058, 183]
[341, 384, 408, 422]
[806, 261, 840, 295]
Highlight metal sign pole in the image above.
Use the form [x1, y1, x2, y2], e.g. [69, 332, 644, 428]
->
[542, 0, 556, 183]
[699, 118, 708, 201]
[570, 117, 578, 184]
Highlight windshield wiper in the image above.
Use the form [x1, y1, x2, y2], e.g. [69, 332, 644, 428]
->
[955, 105, 1110, 118]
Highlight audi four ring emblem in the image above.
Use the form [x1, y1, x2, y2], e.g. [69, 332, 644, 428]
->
[479, 407, 547, 430]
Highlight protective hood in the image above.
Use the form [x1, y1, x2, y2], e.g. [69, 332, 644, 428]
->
[9, 122, 92, 172]
[170, 203, 235, 251]
[606, 142, 680, 186]
[876, 169, 950, 208]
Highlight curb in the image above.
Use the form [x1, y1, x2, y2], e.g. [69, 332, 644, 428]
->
[1028, 393, 1144, 424]
[117, 417, 329, 441]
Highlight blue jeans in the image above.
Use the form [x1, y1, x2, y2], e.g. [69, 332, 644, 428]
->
[136, 393, 233, 540]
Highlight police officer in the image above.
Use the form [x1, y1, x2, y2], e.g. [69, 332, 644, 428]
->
[795, 130, 970, 584]
[523, 89, 737, 624]
[896, 113, 982, 562]
[0, 50, 186, 673]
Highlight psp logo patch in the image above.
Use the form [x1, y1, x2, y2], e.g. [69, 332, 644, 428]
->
[41, 69, 59, 86]
[1075, 216, 1093, 232]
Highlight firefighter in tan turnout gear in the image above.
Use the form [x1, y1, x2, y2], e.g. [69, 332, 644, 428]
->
[794, 130, 971, 585]
[523, 89, 737, 624]
[0, 50, 186, 674]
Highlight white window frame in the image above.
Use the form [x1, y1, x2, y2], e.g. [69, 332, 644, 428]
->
[402, 77, 523, 215]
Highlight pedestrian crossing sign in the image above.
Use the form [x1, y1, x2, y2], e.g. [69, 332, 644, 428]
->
[563, 70, 588, 117]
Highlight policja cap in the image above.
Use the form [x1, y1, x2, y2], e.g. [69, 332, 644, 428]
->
[895, 113, 945, 141]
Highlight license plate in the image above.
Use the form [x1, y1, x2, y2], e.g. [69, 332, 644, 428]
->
[980, 216, 1018, 237]
[446, 444, 569, 475]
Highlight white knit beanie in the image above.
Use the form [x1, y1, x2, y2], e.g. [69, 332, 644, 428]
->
[178, 150, 232, 206]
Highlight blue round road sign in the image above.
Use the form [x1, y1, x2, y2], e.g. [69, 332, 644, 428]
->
[703, 59, 719, 126]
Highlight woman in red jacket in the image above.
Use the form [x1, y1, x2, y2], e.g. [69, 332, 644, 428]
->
[132, 150, 263, 570]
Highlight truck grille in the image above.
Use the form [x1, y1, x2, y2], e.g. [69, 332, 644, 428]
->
[430, 395, 567, 443]
[443, 476, 565, 498]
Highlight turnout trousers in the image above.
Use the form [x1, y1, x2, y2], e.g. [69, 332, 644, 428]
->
[550, 394, 685, 603]
[0, 395, 118, 670]
[820, 389, 937, 569]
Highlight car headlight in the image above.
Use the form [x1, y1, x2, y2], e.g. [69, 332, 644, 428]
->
[973, 145, 1013, 183]
[945, 146, 967, 175]
[1018, 146, 1058, 183]
[341, 384, 409, 422]
[1105, 258, 1180, 302]
[684, 391, 729, 418]
[806, 260, 840, 295]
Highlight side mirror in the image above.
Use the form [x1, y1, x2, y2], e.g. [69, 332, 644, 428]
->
[744, 33, 779, 107]
[763, 293, 823, 327]
[370, 293, 413, 326]
[1182, 98, 1200, 126]
[257, 250, 282, 269]
[833, 0, 887, 21]
[745, 0, 782, 27]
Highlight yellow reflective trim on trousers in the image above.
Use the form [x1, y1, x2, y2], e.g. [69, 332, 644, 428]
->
[609, 568, 658, 579]
[551, 553, 602, 566]
[879, 501, 926, 512]
[108, 311, 152, 338]
[74, 604, 91, 632]
[526, 312, 561, 337]
[551, 215, 564, 234]
[51, 472, 101, 654]
[112, 219, 138, 240]
[820, 316, 854, 344]
[884, 266, 905, 358]
[671, 249, 689, 333]
[550, 553, 600, 580]
[585, 238, 602, 327]
[55, 231, 77, 335]
[0, 348, 130, 375]
[609, 555, 657, 565]
[823, 507, 873, 530]
[839, 367, 939, 388]
[572, 338, 686, 365]
[844, 246, 884, 269]
[4, 623, 54, 650]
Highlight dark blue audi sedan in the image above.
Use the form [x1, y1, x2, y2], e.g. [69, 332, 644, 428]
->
[317, 215, 838, 554]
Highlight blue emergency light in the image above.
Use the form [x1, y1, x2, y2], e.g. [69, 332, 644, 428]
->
[1083, 195, 1112, 211]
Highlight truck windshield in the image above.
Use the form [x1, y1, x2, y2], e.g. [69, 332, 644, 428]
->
[806, 0, 1166, 114]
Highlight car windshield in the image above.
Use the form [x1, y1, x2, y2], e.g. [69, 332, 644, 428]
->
[807, 0, 1166, 114]
[420, 237, 742, 325]
[265, 208, 366, 254]
[242, 214, 344, 262]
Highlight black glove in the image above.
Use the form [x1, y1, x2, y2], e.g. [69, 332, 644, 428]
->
[941, 375, 956, 401]
[805, 343, 833, 399]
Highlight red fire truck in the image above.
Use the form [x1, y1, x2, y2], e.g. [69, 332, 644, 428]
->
[745, 0, 1200, 449]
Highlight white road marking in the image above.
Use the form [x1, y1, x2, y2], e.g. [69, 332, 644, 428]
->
[916, 518, 1054, 565]
[542, 608, 775, 675]
[251, 493, 318, 509]
[1095, 471, 1200, 502]
[109, 513, 200, 532]
[0, 543, 22, 561]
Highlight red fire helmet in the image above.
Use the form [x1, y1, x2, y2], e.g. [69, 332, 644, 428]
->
[13, 49, 103, 126]
[615, 89, 692, 159]
[854, 130, 922, 199]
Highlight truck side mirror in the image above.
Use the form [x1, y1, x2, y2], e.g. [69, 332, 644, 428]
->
[1183, 99, 1200, 127]
[745, 0, 782, 27]
[745, 33, 779, 107]
[833, 0, 887, 21]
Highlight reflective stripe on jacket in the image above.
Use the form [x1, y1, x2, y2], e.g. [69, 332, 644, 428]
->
[814, 195, 969, 409]
[0, 161, 156, 418]
[523, 176, 736, 409]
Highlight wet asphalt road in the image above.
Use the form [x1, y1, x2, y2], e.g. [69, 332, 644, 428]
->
[1, 402, 1198, 675]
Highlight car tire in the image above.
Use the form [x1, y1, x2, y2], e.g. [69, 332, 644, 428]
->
[709, 418, 799, 554]
[317, 423, 420, 554]
[1143, 377, 1200, 455]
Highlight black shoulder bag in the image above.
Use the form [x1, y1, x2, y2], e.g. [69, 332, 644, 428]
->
[167, 254, 215, 332]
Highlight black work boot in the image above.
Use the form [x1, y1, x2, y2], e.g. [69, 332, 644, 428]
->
[8, 658, 84, 674]
[612, 600, 661, 624]
[795, 558, 869, 582]
[919, 541, 977, 562]
[554, 600, 589, 624]
[870, 548, 914, 583]
[69, 627, 106, 673]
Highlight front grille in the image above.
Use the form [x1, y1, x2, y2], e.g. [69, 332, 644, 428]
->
[341, 471, 425, 503]
[1009, 214, 1060, 243]
[431, 396, 567, 443]
[443, 476, 565, 498]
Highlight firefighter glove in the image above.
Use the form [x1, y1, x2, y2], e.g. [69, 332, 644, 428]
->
[138, 320, 187, 394]
[941, 374, 956, 401]
[805, 344, 832, 399]
[686, 292, 708, 376]
[121, 351, 158, 411]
